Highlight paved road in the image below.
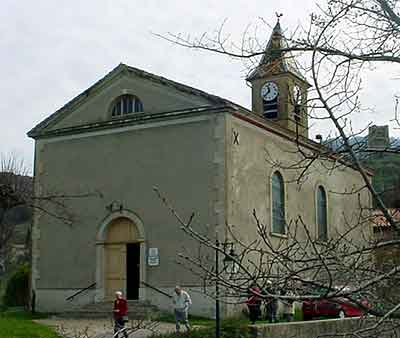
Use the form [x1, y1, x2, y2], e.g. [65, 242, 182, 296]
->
[35, 318, 177, 338]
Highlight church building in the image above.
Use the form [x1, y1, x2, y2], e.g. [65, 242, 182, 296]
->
[28, 22, 371, 317]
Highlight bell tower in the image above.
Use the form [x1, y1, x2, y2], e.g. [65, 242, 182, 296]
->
[246, 18, 311, 138]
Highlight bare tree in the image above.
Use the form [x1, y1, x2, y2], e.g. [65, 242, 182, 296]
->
[159, 0, 400, 218]
[154, 1, 400, 336]
[0, 155, 32, 267]
[0, 154, 101, 271]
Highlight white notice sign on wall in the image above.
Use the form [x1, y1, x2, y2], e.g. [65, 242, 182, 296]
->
[147, 247, 160, 266]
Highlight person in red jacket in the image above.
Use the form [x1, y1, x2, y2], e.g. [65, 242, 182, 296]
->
[113, 291, 128, 338]
[246, 283, 262, 324]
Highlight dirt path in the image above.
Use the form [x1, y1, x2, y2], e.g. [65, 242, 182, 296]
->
[35, 317, 177, 338]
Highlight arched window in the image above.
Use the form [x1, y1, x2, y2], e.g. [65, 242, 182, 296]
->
[272, 171, 285, 234]
[317, 186, 328, 241]
[111, 95, 143, 117]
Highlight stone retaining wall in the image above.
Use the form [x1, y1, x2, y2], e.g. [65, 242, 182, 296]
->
[251, 317, 400, 338]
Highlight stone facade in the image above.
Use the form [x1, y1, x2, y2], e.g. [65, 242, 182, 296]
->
[28, 24, 372, 317]
[226, 112, 371, 245]
[251, 318, 400, 338]
[30, 106, 224, 315]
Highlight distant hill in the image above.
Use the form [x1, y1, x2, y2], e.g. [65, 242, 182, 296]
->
[326, 136, 400, 153]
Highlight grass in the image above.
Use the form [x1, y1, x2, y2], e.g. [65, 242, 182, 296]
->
[156, 313, 215, 326]
[0, 309, 305, 338]
[154, 313, 253, 338]
[152, 313, 330, 338]
[0, 311, 60, 338]
[156, 311, 306, 327]
[151, 319, 251, 338]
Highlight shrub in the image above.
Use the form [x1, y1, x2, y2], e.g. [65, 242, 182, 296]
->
[3, 264, 29, 307]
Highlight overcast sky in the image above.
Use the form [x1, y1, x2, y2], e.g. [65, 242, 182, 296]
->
[1, 0, 399, 173]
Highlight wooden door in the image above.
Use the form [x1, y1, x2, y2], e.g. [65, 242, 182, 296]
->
[104, 217, 140, 300]
[105, 244, 127, 300]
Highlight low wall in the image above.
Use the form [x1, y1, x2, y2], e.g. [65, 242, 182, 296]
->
[251, 317, 400, 338]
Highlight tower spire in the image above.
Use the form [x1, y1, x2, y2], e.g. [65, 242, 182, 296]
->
[245, 17, 311, 138]
[246, 17, 307, 83]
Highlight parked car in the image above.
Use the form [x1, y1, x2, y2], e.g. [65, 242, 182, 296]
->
[302, 294, 370, 320]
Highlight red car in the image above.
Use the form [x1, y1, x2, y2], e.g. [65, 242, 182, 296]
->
[303, 296, 370, 320]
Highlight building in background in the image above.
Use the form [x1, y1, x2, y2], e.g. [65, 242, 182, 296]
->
[365, 126, 400, 208]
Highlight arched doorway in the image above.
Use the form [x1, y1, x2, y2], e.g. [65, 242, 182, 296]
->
[97, 212, 145, 301]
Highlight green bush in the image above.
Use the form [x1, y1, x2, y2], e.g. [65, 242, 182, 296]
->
[3, 264, 29, 307]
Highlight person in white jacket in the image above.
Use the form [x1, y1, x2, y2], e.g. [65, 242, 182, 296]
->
[172, 286, 192, 333]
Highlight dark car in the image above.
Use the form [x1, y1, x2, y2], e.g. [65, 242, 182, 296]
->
[302, 293, 370, 320]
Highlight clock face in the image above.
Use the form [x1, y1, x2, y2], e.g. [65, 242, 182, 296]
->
[261, 82, 279, 101]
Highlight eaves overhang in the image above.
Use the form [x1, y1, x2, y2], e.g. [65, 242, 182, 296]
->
[246, 70, 312, 88]
[28, 104, 237, 140]
[27, 63, 237, 137]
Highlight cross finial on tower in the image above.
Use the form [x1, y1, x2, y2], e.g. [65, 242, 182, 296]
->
[275, 12, 283, 23]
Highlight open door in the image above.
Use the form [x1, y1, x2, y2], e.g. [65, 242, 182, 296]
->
[126, 243, 140, 300]
[104, 217, 140, 300]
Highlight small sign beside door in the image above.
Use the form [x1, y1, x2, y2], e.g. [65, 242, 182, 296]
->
[147, 247, 160, 266]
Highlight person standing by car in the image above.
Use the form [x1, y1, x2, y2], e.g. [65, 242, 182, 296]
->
[280, 288, 295, 322]
[172, 286, 192, 333]
[113, 291, 128, 338]
[246, 282, 262, 324]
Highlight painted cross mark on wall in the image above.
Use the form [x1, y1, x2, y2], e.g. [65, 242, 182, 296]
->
[233, 130, 240, 145]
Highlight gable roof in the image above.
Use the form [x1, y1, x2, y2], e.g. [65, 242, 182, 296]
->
[28, 63, 238, 138]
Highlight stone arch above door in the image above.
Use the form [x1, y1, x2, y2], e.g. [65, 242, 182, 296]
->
[97, 210, 145, 242]
[106, 217, 139, 243]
